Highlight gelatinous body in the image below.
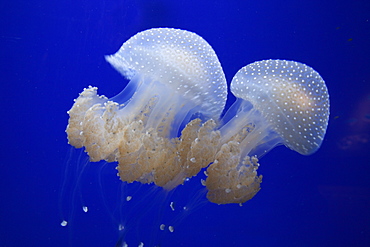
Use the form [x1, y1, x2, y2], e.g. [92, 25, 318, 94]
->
[66, 28, 227, 190]
[204, 59, 329, 204]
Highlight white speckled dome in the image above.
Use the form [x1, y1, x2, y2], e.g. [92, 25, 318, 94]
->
[105, 28, 227, 119]
[231, 59, 330, 155]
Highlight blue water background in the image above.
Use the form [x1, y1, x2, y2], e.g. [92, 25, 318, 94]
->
[1, 0, 370, 246]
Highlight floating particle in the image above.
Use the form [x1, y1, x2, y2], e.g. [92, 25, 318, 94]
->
[118, 224, 125, 231]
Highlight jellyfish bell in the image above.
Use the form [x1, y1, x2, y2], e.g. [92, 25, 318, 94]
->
[205, 59, 330, 204]
[230, 59, 330, 156]
[66, 28, 227, 190]
[104, 28, 227, 132]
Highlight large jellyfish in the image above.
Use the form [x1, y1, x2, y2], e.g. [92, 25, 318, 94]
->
[66, 28, 227, 190]
[205, 59, 330, 204]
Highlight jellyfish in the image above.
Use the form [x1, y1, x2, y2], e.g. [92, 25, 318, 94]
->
[205, 59, 330, 204]
[66, 28, 227, 190]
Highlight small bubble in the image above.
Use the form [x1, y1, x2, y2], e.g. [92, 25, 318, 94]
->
[60, 220, 68, 227]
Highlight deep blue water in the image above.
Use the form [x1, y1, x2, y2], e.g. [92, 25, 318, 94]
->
[1, 0, 370, 246]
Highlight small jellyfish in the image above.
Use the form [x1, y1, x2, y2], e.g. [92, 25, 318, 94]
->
[66, 28, 227, 190]
[205, 59, 330, 204]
